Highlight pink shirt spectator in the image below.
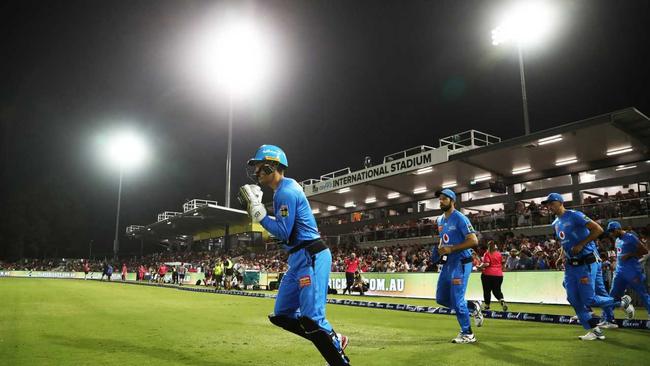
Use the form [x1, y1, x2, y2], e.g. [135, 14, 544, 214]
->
[481, 251, 503, 276]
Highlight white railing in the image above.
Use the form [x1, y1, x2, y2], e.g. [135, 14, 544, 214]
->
[126, 225, 144, 235]
[157, 211, 182, 222]
[383, 145, 434, 163]
[320, 168, 352, 181]
[183, 199, 218, 213]
[439, 130, 501, 154]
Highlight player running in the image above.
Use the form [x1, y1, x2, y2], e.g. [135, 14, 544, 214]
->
[542, 193, 634, 340]
[239, 145, 350, 366]
[600, 220, 648, 327]
[432, 189, 483, 344]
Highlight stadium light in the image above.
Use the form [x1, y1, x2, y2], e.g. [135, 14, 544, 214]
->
[606, 146, 633, 156]
[512, 166, 531, 175]
[538, 134, 563, 145]
[337, 187, 351, 194]
[365, 197, 377, 204]
[413, 187, 427, 194]
[192, 16, 276, 207]
[491, 1, 558, 136]
[387, 192, 400, 199]
[106, 130, 149, 260]
[415, 167, 433, 175]
[344, 201, 356, 208]
[442, 182, 457, 189]
[312, 208, 320, 214]
[327, 205, 338, 211]
[615, 164, 637, 171]
[555, 157, 577, 166]
[471, 174, 492, 184]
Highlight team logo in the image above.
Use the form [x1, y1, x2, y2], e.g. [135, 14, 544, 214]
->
[280, 205, 289, 217]
[559, 231, 566, 240]
[443, 233, 450, 243]
[299, 275, 311, 288]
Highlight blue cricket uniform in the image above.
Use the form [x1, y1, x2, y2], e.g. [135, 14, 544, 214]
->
[259, 177, 334, 333]
[603, 232, 650, 321]
[435, 210, 476, 334]
[553, 210, 617, 329]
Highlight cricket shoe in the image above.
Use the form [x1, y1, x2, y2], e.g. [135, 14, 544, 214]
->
[500, 299, 509, 312]
[452, 332, 477, 344]
[621, 295, 635, 319]
[578, 328, 605, 341]
[596, 321, 619, 329]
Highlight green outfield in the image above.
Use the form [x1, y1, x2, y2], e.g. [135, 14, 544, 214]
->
[1, 278, 649, 366]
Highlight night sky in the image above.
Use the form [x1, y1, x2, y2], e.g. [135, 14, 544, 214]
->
[1, 0, 649, 258]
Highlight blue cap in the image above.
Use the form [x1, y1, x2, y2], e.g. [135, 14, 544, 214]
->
[435, 188, 456, 201]
[541, 192, 564, 205]
[606, 221, 622, 233]
[247, 145, 288, 167]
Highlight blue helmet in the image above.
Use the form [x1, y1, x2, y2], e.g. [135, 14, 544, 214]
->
[247, 145, 288, 168]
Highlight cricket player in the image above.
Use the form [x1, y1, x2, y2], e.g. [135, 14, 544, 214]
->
[239, 145, 350, 366]
[542, 193, 634, 340]
[432, 189, 483, 344]
[600, 220, 648, 326]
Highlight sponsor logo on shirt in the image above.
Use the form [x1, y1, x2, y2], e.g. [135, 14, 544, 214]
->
[559, 231, 566, 240]
[280, 205, 289, 217]
[443, 233, 450, 243]
[299, 275, 311, 288]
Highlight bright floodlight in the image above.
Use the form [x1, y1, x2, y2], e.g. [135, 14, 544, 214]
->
[491, 1, 556, 46]
[107, 131, 148, 169]
[195, 17, 273, 98]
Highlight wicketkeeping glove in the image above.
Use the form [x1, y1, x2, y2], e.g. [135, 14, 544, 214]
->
[238, 184, 267, 223]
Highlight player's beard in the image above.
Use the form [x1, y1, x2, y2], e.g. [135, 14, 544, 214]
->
[440, 203, 452, 212]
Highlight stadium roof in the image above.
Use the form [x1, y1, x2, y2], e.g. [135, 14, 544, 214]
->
[129, 204, 250, 240]
[304, 107, 650, 215]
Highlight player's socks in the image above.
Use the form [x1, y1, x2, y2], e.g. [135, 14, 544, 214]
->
[470, 301, 484, 327]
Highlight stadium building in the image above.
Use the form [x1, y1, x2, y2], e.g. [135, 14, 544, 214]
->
[128, 107, 650, 251]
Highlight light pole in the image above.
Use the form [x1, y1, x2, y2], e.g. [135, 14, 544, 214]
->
[193, 17, 274, 207]
[107, 130, 148, 260]
[491, 1, 557, 136]
[225, 93, 233, 207]
[517, 44, 530, 135]
[113, 166, 123, 260]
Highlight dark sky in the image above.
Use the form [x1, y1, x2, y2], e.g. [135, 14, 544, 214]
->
[2, 0, 649, 257]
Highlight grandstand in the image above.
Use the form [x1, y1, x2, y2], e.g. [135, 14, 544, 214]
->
[301, 108, 650, 247]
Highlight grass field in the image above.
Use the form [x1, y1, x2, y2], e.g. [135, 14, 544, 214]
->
[1, 278, 649, 366]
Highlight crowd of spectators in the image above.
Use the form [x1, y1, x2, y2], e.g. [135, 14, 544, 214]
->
[2, 223, 648, 281]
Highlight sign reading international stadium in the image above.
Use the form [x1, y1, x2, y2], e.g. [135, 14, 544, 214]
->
[305, 147, 448, 196]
